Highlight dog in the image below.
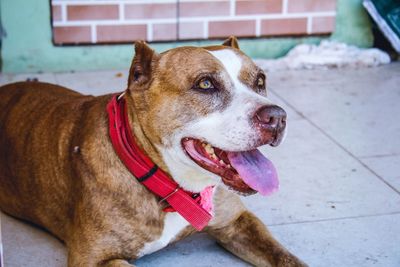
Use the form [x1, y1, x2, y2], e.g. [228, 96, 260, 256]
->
[0, 37, 307, 267]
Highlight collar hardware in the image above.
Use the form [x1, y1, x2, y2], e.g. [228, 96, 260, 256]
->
[158, 186, 180, 205]
[117, 91, 126, 101]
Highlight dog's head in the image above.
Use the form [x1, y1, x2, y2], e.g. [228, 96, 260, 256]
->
[126, 37, 286, 196]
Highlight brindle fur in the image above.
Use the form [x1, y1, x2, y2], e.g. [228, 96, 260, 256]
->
[0, 37, 307, 267]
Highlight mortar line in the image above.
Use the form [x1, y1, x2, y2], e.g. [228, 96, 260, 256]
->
[269, 88, 400, 196]
[282, 0, 288, 14]
[229, 0, 235, 17]
[268, 211, 400, 227]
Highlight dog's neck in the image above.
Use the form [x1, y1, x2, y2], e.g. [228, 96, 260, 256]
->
[124, 91, 170, 174]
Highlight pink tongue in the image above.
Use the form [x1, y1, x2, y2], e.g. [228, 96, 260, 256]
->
[227, 149, 279, 196]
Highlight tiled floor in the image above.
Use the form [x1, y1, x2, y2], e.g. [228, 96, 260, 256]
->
[1, 63, 399, 267]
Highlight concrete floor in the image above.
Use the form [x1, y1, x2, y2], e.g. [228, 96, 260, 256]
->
[1, 63, 399, 267]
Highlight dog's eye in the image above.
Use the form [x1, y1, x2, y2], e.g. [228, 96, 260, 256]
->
[255, 74, 266, 93]
[197, 78, 215, 90]
[256, 75, 265, 89]
[257, 77, 264, 87]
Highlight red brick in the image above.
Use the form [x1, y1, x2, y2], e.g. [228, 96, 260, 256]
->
[97, 25, 147, 43]
[53, 26, 91, 44]
[312, 16, 335, 33]
[288, 0, 336, 13]
[261, 18, 307, 36]
[125, 3, 177, 19]
[236, 0, 282, 15]
[209, 20, 256, 38]
[153, 23, 177, 41]
[52, 5, 62, 21]
[180, 1, 230, 17]
[179, 22, 204, 39]
[67, 5, 119, 21]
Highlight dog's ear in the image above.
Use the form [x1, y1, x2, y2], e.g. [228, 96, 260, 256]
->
[128, 41, 159, 90]
[222, 36, 240, 49]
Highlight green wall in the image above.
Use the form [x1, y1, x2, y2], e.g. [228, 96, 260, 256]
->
[1, 0, 373, 73]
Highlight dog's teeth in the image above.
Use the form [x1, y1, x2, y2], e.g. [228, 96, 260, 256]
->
[227, 164, 231, 168]
[204, 144, 215, 155]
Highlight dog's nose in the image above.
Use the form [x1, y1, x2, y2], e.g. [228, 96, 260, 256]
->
[254, 105, 287, 130]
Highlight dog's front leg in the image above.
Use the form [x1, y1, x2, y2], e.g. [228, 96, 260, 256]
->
[208, 210, 307, 267]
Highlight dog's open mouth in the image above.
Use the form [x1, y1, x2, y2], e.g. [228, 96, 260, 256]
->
[181, 138, 278, 196]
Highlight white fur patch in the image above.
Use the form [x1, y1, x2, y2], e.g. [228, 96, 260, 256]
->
[137, 213, 189, 257]
[210, 50, 243, 89]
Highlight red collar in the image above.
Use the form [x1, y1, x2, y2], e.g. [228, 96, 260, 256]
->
[107, 93, 212, 231]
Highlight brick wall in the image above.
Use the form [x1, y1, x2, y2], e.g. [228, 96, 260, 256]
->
[51, 0, 337, 45]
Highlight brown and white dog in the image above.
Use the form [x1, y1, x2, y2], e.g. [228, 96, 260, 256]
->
[0, 37, 307, 267]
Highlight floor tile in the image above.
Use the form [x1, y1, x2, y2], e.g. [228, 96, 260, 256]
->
[268, 63, 400, 157]
[361, 155, 400, 192]
[269, 213, 400, 267]
[2, 213, 66, 267]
